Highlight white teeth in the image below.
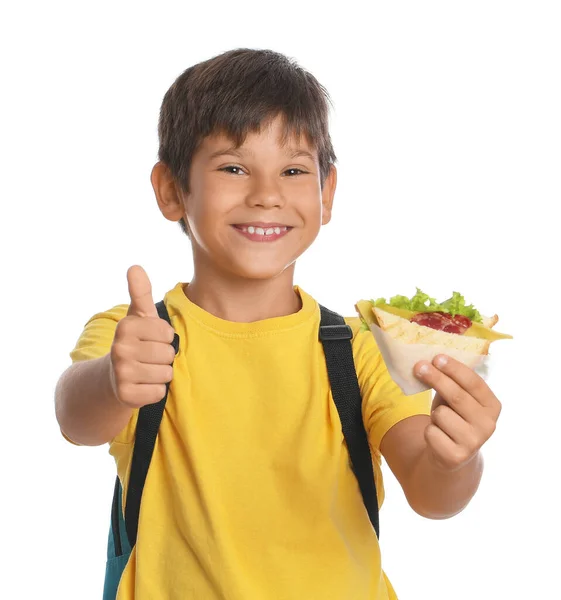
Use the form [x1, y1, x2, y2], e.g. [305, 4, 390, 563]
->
[240, 225, 288, 235]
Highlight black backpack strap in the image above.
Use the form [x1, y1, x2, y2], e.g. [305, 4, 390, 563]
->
[318, 305, 380, 538]
[109, 300, 179, 551]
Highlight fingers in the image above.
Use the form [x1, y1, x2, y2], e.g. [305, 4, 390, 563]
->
[424, 423, 473, 472]
[118, 314, 175, 345]
[431, 405, 479, 448]
[416, 355, 501, 471]
[134, 341, 177, 365]
[118, 383, 168, 408]
[112, 335, 176, 369]
[127, 265, 158, 318]
[116, 362, 174, 386]
[415, 355, 502, 421]
[110, 336, 176, 408]
[111, 266, 178, 409]
[433, 355, 500, 411]
[417, 362, 479, 423]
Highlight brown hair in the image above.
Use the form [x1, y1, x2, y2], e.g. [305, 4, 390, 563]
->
[157, 48, 337, 236]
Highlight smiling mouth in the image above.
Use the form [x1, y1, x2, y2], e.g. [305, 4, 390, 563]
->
[232, 224, 293, 242]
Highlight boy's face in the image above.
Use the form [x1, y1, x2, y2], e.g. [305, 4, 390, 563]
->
[153, 114, 336, 282]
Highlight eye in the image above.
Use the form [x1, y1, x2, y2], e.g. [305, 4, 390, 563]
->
[283, 168, 307, 177]
[219, 166, 246, 175]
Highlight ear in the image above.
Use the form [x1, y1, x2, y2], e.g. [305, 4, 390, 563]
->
[151, 162, 185, 222]
[321, 165, 337, 225]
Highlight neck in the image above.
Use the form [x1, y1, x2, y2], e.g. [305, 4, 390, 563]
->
[184, 265, 302, 323]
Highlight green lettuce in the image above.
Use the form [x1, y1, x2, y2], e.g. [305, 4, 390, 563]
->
[371, 288, 483, 323]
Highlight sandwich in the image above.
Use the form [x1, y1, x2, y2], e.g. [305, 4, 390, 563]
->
[355, 289, 512, 394]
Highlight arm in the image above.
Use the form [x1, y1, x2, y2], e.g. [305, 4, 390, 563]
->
[55, 265, 176, 447]
[55, 353, 133, 447]
[381, 414, 484, 519]
[380, 354, 501, 519]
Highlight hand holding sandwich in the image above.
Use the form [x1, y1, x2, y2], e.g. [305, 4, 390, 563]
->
[415, 354, 501, 472]
[357, 288, 510, 518]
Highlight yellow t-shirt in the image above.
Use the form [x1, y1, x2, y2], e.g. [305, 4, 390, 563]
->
[68, 283, 431, 599]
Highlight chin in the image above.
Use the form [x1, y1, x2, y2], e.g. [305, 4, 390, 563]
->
[227, 258, 296, 282]
[231, 266, 291, 281]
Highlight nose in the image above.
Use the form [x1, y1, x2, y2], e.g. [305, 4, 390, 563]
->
[245, 176, 285, 209]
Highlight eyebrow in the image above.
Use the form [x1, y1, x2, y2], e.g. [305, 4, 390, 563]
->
[208, 147, 246, 161]
[207, 147, 316, 162]
[288, 149, 316, 161]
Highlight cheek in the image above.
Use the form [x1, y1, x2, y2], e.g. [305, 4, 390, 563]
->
[302, 196, 324, 230]
[290, 180, 323, 217]
[192, 176, 239, 220]
[185, 194, 236, 252]
[184, 195, 214, 247]
[185, 179, 218, 227]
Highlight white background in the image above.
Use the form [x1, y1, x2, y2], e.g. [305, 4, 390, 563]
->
[1, 1, 560, 598]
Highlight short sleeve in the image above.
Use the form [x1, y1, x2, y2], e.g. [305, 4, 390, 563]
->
[348, 317, 432, 451]
[70, 304, 129, 363]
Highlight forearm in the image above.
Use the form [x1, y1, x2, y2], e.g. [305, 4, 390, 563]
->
[55, 353, 133, 446]
[404, 447, 484, 519]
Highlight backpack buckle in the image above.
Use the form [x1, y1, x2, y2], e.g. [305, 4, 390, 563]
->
[319, 324, 353, 341]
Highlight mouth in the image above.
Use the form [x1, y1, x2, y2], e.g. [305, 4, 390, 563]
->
[231, 223, 293, 242]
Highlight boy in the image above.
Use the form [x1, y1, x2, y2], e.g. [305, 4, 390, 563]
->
[55, 48, 502, 599]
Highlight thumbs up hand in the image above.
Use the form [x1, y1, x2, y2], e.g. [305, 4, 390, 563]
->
[109, 266, 177, 409]
[126, 264, 160, 319]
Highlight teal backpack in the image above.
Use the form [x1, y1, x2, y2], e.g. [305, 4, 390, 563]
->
[103, 300, 379, 599]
